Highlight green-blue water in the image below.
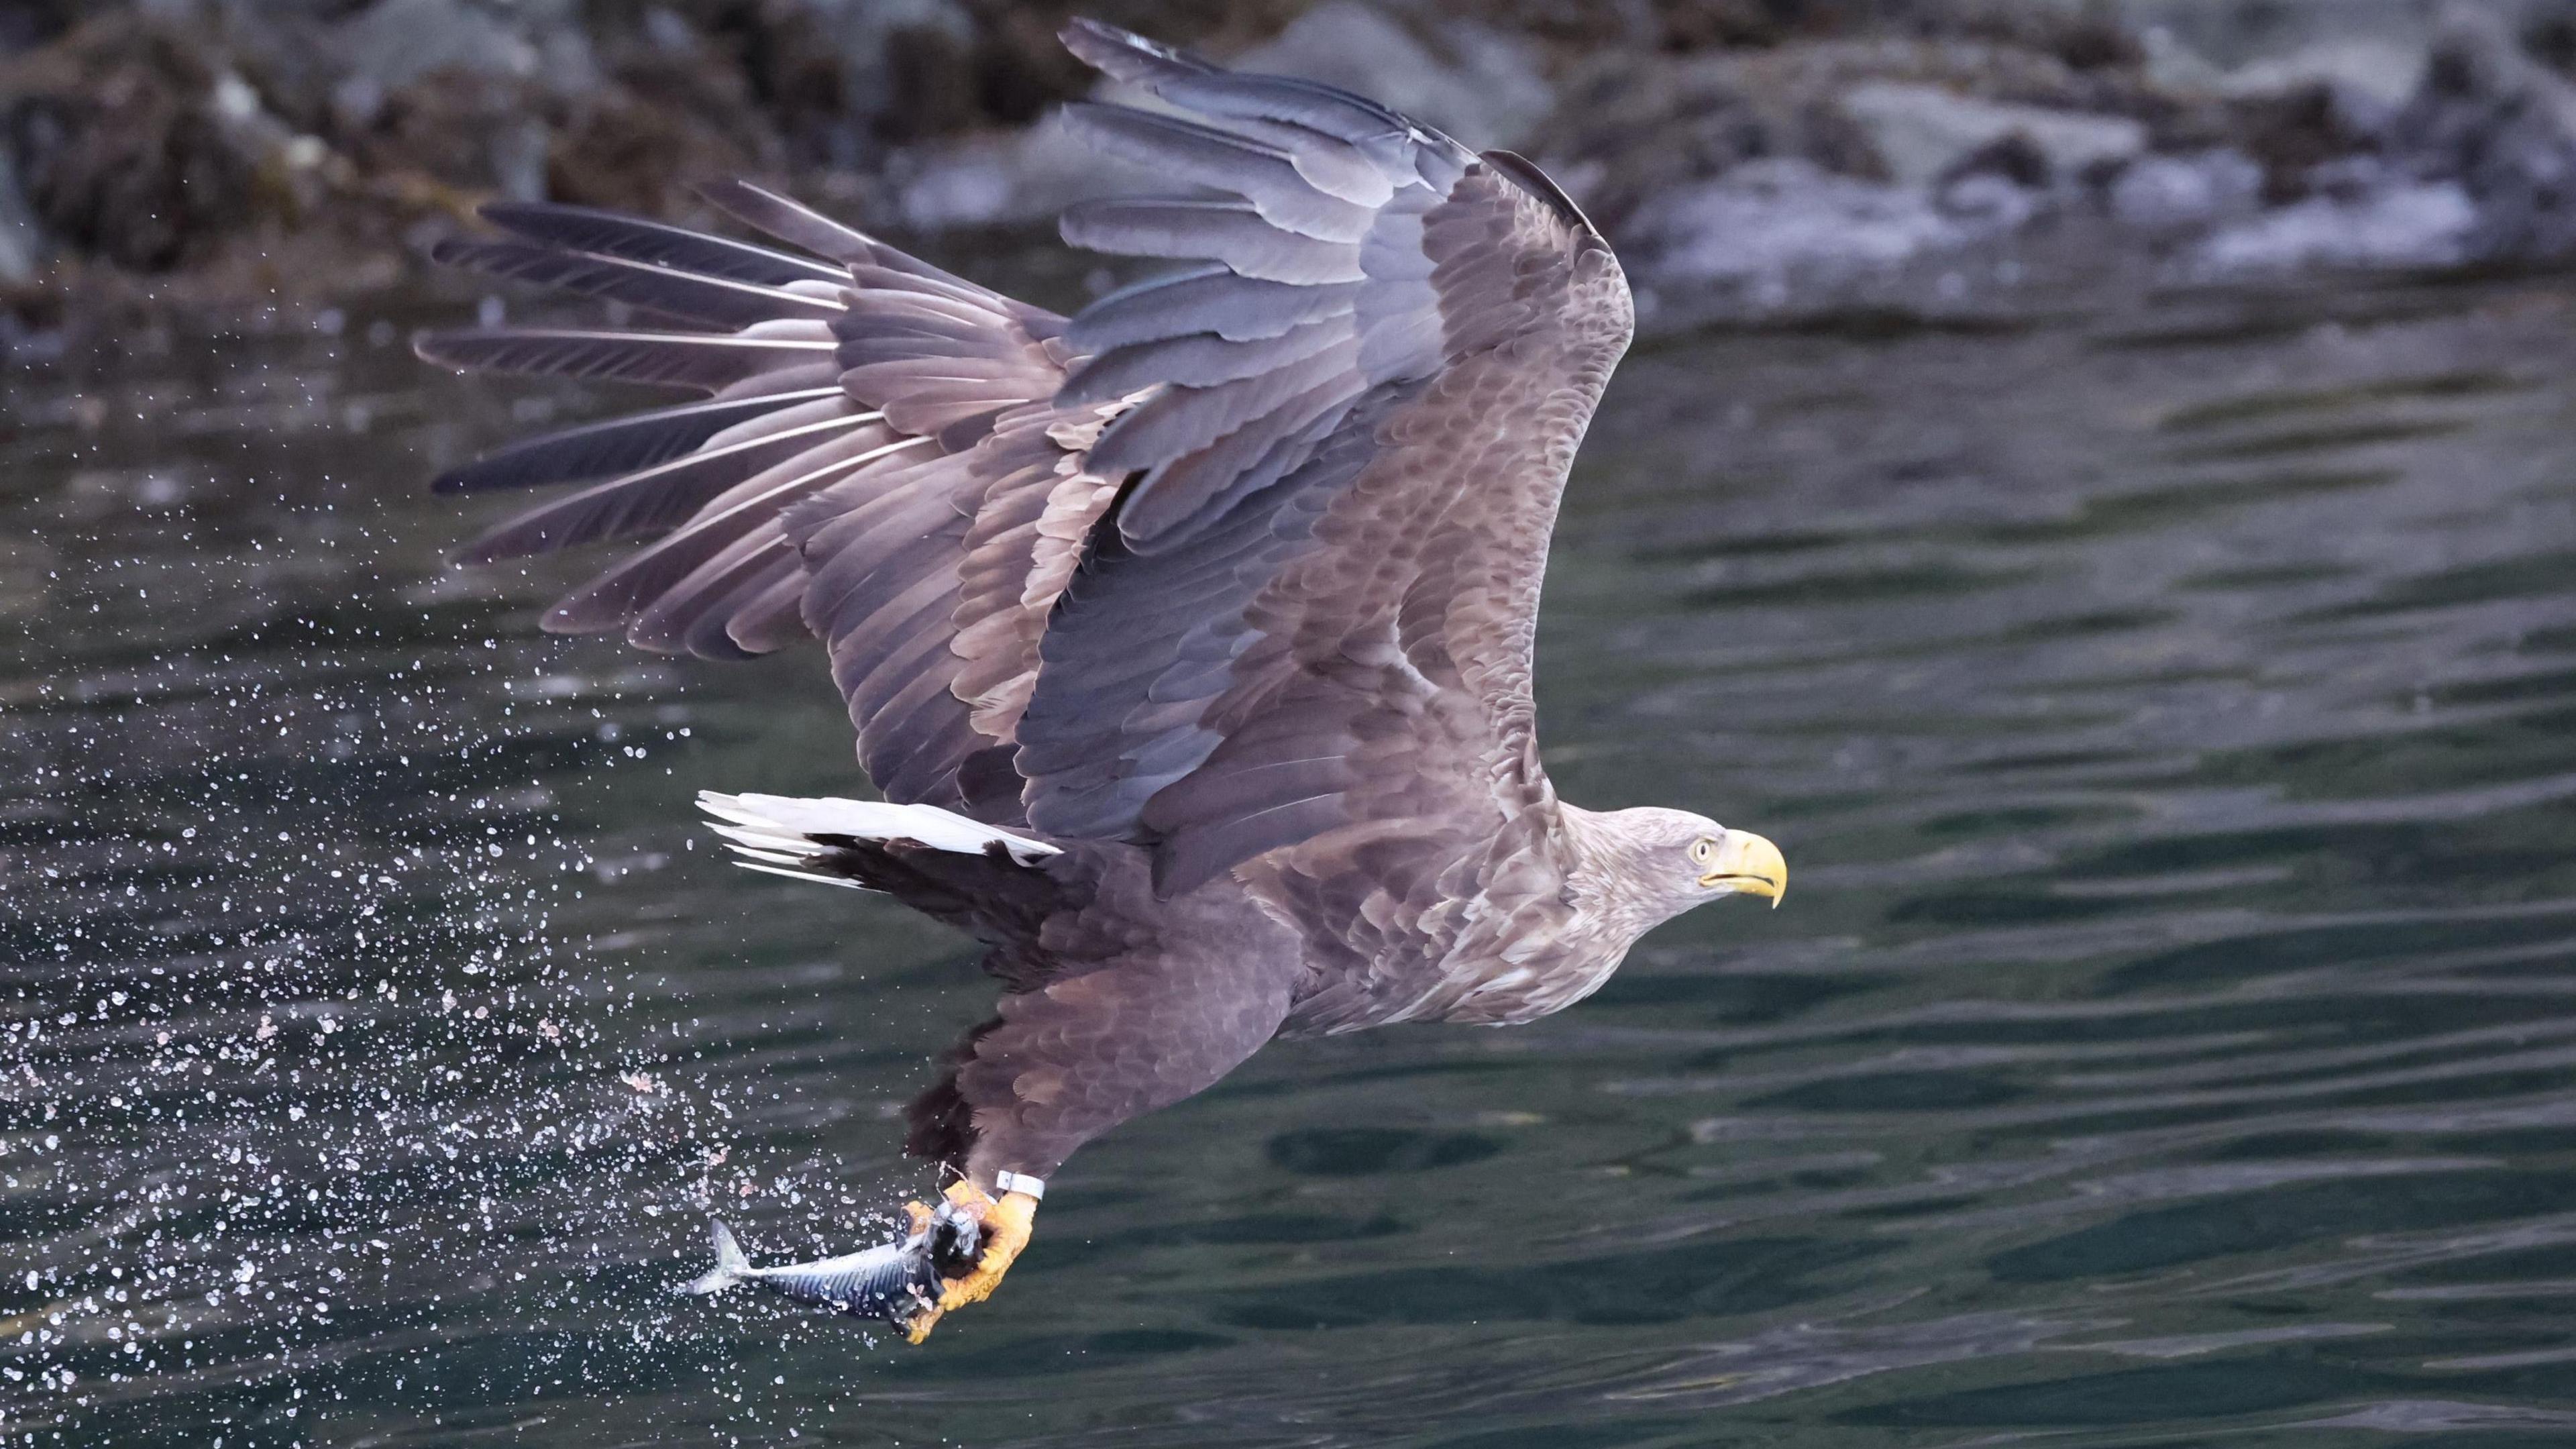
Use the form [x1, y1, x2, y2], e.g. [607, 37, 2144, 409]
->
[9, 264, 2576, 1446]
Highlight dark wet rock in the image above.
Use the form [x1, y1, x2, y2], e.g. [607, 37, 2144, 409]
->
[2385, 6, 2576, 264]
[1939, 128, 2055, 192]
[1554, 35, 2172, 311]
[2224, 80, 2385, 203]
[0, 0, 72, 56]
[2176, 3, 2576, 275]
[545, 46, 785, 219]
[352, 71, 551, 205]
[1546, 34, 2169, 240]
[2525, 0, 2576, 76]
[1444, 0, 2143, 73]
[0, 147, 42, 284]
[753, 0, 975, 152]
[11, 0, 2576, 323]
[0, 14, 262, 271]
[323, 0, 582, 129]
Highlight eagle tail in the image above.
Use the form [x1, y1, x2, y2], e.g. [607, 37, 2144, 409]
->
[696, 791, 1060, 889]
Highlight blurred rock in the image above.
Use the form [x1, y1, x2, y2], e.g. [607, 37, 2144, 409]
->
[0, 148, 42, 283]
[894, 1, 1551, 229]
[1545, 51, 1876, 238]
[894, 111, 1161, 231]
[0, 0, 70, 55]
[1934, 167, 2041, 231]
[2226, 79, 2382, 203]
[1546, 34, 2165, 239]
[11, 0, 2576, 321]
[660, 0, 861, 169]
[2120, 0, 2475, 97]
[1840, 81, 2147, 187]
[328, 0, 539, 124]
[1234, 1, 1551, 149]
[2385, 5, 2576, 264]
[351, 70, 551, 204]
[2200, 36, 2425, 109]
[546, 43, 784, 219]
[1627, 158, 1969, 298]
[0, 13, 260, 270]
[2108, 147, 2264, 229]
[2196, 171, 2476, 274]
[798, 0, 969, 149]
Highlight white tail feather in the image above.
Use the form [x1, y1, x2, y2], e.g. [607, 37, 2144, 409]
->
[733, 859, 868, 889]
[696, 791, 1060, 885]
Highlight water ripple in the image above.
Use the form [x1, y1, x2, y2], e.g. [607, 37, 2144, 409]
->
[9, 271, 2576, 1443]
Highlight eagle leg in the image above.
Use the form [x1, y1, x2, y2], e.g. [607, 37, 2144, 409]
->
[899, 1181, 1038, 1343]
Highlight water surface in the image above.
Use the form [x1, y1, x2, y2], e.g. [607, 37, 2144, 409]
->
[9, 266, 2576, 1446]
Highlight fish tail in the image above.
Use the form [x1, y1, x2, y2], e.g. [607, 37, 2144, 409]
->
[680, 1218, 755, 1295]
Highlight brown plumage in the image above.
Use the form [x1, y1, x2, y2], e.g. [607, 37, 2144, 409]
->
[417, 19, 1785, 1336]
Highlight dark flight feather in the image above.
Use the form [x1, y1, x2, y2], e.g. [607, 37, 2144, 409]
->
[452, 409, 878, 562]
[414, 328, 837, 391]
[429, 237, 846, 329]
[429, 387, 842, 494]
[478, 201, 847, 285]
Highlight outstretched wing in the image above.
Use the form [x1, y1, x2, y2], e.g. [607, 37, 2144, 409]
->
[1018, 21, 1634, 909]
[418, 184, 1122, 819]
[419, 21, 1632, 931]
[419, 25, 1640, 1185]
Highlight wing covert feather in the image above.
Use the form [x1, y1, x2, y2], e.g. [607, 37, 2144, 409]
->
[1021, 21, 1634, 904]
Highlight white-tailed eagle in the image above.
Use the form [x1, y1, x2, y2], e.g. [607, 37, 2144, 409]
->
[417, 19, 1785, 1340]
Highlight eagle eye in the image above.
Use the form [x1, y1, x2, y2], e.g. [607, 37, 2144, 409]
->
[1690, 838, 1717, 863]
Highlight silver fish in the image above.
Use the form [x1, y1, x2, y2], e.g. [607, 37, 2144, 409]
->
[680, 1207, 977, 1325]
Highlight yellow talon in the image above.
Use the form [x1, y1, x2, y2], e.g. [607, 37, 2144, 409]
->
[901, 1181, 1038, 1344]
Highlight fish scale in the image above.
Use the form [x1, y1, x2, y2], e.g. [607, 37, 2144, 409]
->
[680, 1212, 973, 1325]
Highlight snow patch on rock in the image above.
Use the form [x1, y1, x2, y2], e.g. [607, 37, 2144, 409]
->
[2196, 178, 2476, 274]
[1631, 158, 1974, 297]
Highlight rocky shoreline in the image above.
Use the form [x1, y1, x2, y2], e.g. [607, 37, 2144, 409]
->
[7, 0, 2576, 343]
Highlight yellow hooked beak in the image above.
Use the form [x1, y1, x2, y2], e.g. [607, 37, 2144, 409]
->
[1699, 829, 1786, 907]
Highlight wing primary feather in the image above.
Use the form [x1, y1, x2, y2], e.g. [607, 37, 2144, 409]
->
[475, 201, 847, 284]
[414, 329, 837, 391]
[428, 238, 846, 327]
[696, 178, 888, 264]
[543, 435, 926, 634]
[698, 178, 1055, 335]
[431, 388, 843, 494]
[452, 411, 873, 563]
